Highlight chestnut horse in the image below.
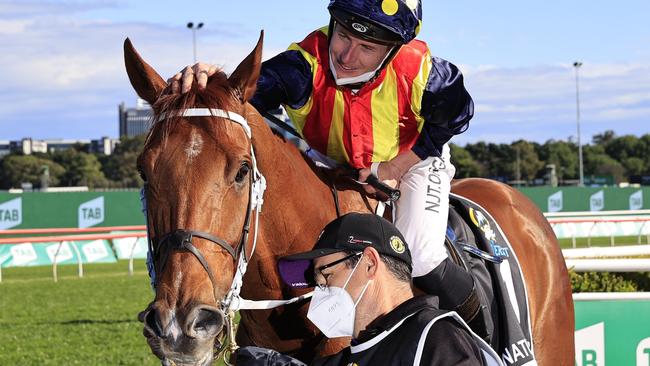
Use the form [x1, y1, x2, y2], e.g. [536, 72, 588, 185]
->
[125, 33, 574, 366]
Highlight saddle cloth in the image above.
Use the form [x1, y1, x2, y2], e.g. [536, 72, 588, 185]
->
[446, 193, 537, 366]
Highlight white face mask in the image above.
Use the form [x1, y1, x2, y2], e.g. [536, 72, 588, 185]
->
[306, 254, 372, 338]
[328, 47, 393, 86]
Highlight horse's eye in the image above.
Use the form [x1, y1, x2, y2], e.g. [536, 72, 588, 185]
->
[235, 163, 250, 184]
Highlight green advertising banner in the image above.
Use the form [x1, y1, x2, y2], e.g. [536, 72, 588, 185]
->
[518, 187, 650, 213]
[0, 240, 117, 267]
[1, 187, 649, 231]
[574, 299, 650, 365]
[0, 191, 144, 230]
[111, 235, 148, 259]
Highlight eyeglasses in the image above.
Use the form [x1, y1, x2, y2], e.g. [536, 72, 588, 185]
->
[314, 252, 362, 289]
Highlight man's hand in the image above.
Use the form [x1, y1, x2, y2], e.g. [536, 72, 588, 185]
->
[167, 62, 219, 94]
[358, 150, 421, 194]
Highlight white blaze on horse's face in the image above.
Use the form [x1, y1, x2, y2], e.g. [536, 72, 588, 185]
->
[184, 129, 203, 162]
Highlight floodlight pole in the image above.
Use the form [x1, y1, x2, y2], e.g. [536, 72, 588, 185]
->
[574, 61, 584, 186]
[187, 22, 204, 63]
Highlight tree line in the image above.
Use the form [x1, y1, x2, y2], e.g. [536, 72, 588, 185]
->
[450, 130, 650, 185]
[0, 135, 145, 190]
[1, 130, 648, 190]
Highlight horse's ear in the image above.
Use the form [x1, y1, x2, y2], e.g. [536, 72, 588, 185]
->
[124, 38, 166, 105]
[229, 30, 263, 102]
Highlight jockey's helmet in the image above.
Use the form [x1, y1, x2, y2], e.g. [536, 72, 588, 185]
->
[327, 0, 422, 46]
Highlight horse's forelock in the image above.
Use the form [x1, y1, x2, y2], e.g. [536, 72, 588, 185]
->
[149, 70, 237, 140]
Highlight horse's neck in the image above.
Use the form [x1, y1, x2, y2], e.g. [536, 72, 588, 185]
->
[247, 109, 371, 252]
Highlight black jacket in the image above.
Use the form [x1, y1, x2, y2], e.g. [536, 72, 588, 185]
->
[235, 296, 502, 366]
[313, 295, 498, 366]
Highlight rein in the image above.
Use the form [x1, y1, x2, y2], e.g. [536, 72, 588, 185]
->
[145, 107, 312, 362]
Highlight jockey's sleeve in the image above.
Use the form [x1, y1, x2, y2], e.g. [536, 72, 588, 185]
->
[250, 50, 313, 112]
[411, 56, 474, 160]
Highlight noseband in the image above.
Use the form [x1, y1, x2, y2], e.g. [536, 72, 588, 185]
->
[154, 229, 238, 301]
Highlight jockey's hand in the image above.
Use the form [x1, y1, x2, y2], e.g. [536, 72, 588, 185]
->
[358, 151, 421, 194]
[358, 162, 399, 195]
[167, 62, 219, 94]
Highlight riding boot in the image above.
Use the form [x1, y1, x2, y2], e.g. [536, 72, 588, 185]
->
[413, 257, 491, 341]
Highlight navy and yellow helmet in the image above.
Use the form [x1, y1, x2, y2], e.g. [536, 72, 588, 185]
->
[328, 0, 422, 45]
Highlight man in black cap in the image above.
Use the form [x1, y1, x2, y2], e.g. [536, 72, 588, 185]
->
[276, 213, 501, 366]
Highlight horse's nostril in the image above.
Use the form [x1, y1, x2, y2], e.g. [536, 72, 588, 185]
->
[144, 309, 164, 338]
[189, 307, 224, 339]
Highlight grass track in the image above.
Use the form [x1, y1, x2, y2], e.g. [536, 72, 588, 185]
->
[2, 239, 647, 365]
[0, 260, 161, 365]
[558, 235, 650, 249]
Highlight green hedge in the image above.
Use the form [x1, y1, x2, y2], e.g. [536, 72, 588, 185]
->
[570, 270, 650, 292]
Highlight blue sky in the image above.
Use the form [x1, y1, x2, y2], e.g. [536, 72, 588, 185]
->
[1, 0, 649, 145]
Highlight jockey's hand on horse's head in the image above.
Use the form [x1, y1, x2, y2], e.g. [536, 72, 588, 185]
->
[167, 62, 219, 94]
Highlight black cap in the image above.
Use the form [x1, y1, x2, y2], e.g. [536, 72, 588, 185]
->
[277, 213, 412, 288]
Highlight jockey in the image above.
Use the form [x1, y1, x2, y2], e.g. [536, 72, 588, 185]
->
[170, 0, 486, 338]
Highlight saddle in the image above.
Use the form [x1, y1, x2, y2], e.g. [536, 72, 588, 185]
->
[445, 194, 536, 366]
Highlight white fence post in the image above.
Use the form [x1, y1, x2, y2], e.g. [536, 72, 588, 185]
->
[128, 237, 139, 276]
[52, 240, 84, 282]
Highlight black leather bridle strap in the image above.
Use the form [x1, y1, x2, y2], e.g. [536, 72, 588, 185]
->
[155, 229, 239, 302]
[165, 229, 237, 258]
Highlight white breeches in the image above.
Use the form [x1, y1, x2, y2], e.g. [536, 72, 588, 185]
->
[393, 144, 455, 277]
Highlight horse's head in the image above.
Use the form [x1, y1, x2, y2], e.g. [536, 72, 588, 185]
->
[125, 33, 264, 365]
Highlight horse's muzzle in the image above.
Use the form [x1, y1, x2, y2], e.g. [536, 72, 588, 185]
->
[139, 304, 225, 365]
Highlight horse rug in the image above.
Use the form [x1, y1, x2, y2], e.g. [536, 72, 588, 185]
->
[446, 193, 537, 366]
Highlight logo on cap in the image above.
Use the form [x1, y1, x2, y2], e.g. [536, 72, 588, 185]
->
[348, 236, 372, 245]
[389, 236, 405, 254]
[351, 22, 368, 33]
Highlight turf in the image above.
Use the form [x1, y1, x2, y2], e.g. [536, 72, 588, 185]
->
[2, 239, 647, 365]
[0, 260, 162, 365]
[558, 235, 650, 249]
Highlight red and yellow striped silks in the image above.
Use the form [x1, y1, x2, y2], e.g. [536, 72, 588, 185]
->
[285, 27, 432, 168]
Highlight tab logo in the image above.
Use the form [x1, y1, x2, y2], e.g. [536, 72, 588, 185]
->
[630, 190, 643, 210]
[0, 198, 22, 230]
[575, 322, 604, 366]
[590, 190, 604, 211]
[9, 243, 37, 266]
[78, 196, 104, 228]
[637, 337, 650, 366]
[82, 240, 109, 262]
[548, 191, 563, 212]
[46, 242, 74, 263]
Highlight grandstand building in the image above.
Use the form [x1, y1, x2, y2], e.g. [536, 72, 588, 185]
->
[119, 99, 153, 137]
[0, 137, 118, 156]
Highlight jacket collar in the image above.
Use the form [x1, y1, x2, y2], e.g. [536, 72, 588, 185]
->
[353, 295, 440, 344]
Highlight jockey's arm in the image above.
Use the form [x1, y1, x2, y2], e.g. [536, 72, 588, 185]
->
[411, 56, 473, 161]
[359, 57, 473, 194]
[166, 51, 312, 112]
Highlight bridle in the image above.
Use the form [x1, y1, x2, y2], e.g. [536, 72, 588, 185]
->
[147, 107, 265, 308]
[143, 107, 310, 362]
